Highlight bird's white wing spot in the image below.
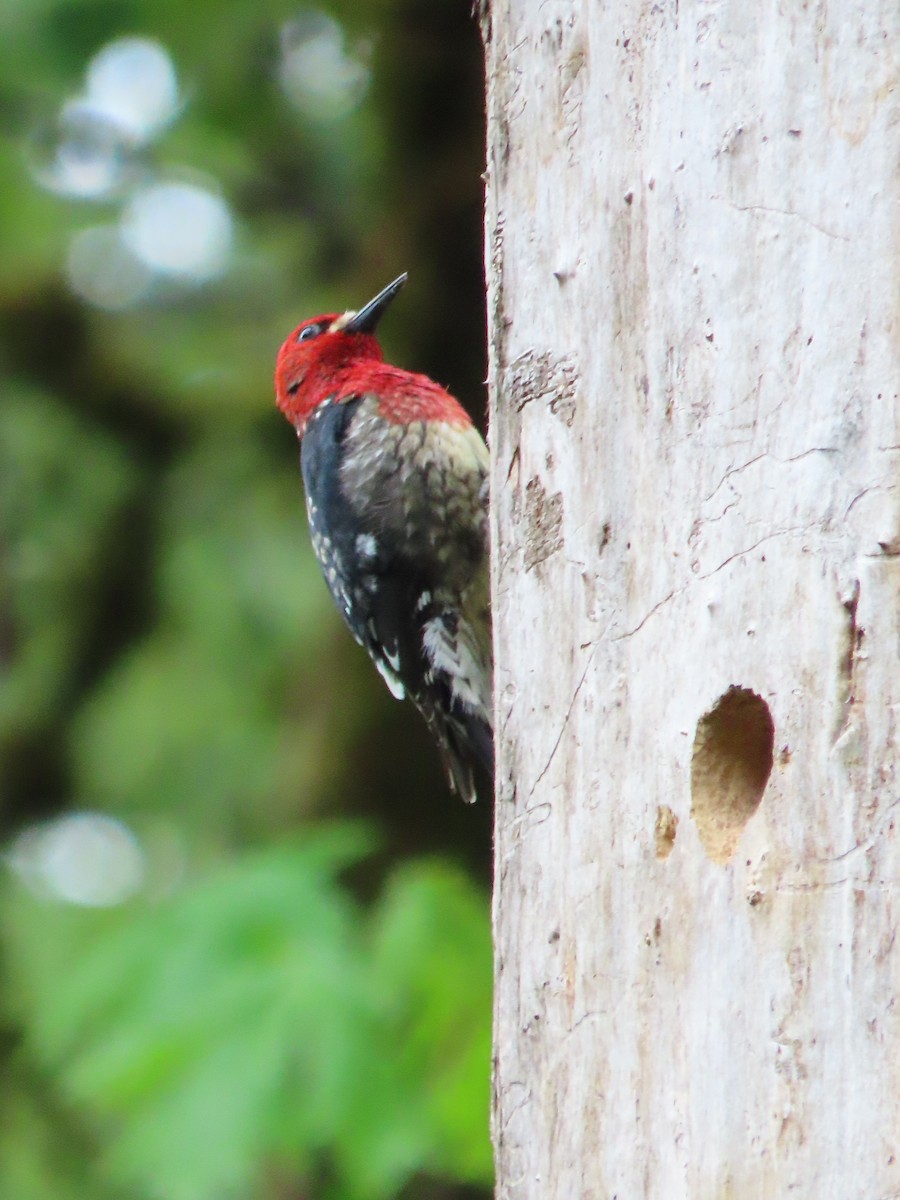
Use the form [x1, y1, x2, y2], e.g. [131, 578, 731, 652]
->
[422, 615, 490, 716]
[355, 533, 378, 560]
[375, 656, 406, 700]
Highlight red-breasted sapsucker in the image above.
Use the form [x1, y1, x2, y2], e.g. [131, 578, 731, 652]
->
[274, 273, 492, 802]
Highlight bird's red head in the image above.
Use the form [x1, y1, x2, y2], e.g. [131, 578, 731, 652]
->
[275, 273, 407, 435]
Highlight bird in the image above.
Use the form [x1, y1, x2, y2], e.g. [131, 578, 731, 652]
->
[274, 273, 492, 802]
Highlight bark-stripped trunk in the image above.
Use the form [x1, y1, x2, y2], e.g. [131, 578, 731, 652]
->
[483, 2, 900, 1195]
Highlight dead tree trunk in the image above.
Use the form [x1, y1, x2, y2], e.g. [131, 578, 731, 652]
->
[483, 1, 900, 1196]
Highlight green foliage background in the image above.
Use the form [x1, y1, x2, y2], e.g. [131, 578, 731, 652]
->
[0, 1, 491, 1197]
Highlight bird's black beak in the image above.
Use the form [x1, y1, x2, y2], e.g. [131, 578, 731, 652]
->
[345, 273, 408, 334]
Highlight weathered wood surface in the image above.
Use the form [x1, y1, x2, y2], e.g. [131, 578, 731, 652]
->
[483, 1, 899, 1196]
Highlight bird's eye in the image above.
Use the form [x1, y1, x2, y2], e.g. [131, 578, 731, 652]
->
[298, 324, 322, 342]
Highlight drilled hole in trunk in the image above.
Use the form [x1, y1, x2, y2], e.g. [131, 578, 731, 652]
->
[691, 686, 774, 864]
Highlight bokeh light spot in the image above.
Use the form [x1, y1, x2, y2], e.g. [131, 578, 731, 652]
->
[32, 104, 130, 199]
[67, 225, 153, 310]
[279, 11, 370, 120]
[85, 37, 179, 142]
[7, 812, 146, 907]
[120, 182, 233, 281]
[30, 38, 179, 200]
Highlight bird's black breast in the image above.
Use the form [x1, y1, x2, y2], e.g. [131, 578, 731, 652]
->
[300, 395, 429, 701]
[300, 397, 369, 632]
[300, 397, 357, 539]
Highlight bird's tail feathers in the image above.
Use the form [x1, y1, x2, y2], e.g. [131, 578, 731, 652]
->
[425, 706, 493, 805]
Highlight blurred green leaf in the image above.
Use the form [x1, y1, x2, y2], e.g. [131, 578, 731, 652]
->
[2, 833, 491, 1200]
[370, 863, 493, 1186]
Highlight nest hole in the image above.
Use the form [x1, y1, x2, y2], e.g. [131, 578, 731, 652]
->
[691, 686, 774, 864]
